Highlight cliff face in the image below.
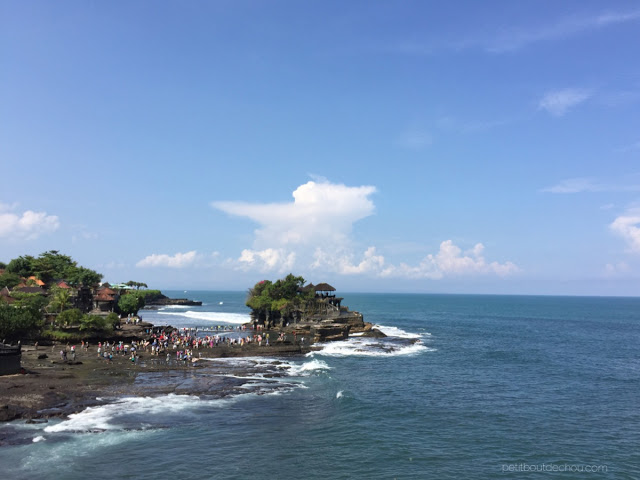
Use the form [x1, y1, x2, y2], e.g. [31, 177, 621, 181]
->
[248, 291, 386, 342]
[252, 305, 377, 343]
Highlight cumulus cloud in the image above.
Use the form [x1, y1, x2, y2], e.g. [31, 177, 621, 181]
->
[381, 241, 519, 279]
[213, 180, 517, 279]
[237, 248, 296, 273]
[312, 246, 386, 275]
[0, 205, 60, 240]
[610, 209, 640, 252]
[213, 180, 376, 248]
[538, 88, 592, 116]
[311, 241, 518, 278]
[136, 251, 198, 268]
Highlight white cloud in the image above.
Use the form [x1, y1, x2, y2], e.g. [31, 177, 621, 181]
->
[0, 202, 19, 212]
[381, 241, 519, 279]
[542, 177, 640, 193]
[387, 10, 640, 56]
[136, 251, 198, 268]
[237, 248, 296, 273]
[487, 10, 640, 53]
[542, 177, 599, 193]
[610, 209, 640, 253]
[72, 231, 98, 244]
[0, 206, 60, 240]
[312, 246, 386, 275]
[604, 262, 631, 277]
[312, 242, 517, 279]
[213, 180, 376, 248]
[538, 89, 592, 116]
[213, 180, 517, 279]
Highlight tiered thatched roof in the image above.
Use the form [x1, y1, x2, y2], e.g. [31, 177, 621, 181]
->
[314, 283, 336, 292]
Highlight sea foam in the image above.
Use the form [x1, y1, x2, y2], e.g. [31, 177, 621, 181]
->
[374, 324, 429, 339]
[158, 310, 250, 324]
[313, 337, 432, 357]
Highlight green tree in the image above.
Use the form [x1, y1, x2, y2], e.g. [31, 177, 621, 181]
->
[57, 308, 83, 327]
[0, 304, 44, 340]
[66, 266, 102, 287]
[11, 291, 48, 311]
[48, 286, 71, 313]
[106, 312, 120, 329]
[79, 314, 108, 331]
[246, 274, 309, 326]
[0, 271, 21, 289]
[6, 255, 35, 277]
[126, 280, 148, 290]
[118, 294, 144, 315]
[31, 250, 79, 284]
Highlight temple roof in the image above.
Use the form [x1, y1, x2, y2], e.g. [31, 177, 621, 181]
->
[314, 283, 336, 292]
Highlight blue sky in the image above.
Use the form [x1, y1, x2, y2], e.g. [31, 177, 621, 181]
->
[2, 1, 640, 295]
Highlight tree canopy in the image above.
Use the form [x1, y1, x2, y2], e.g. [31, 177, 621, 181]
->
[2, 251, 102, 287]
[246, 274, 311, 315]
[0, 303, 44, 340]
[118, 293, 145, 315]
[126, 280, 148, 290]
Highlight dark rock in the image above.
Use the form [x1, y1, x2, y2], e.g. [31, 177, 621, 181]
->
[25, 418, 48, 424]
[311, 324, 349, 342]
[144, 295, 202, 306]
[37, 354, 48, 359]
[0, 405, 19, 422]
[361, 328, 387, 338]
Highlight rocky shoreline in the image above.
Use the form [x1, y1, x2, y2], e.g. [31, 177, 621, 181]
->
[0, 337, 317, 426]
[0, 304, 386, 428]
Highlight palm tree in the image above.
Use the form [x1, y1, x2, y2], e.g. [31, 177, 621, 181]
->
[49, 287, 71, 314]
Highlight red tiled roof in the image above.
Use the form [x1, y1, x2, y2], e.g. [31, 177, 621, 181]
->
[28, 276, 45, 286]
[95, 291, 116, 301]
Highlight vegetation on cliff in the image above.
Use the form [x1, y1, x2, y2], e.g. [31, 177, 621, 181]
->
[246, 274, 315, 327]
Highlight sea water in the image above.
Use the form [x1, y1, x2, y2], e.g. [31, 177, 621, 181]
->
[1, 292, 639, 479]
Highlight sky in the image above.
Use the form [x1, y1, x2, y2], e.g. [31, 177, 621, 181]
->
[1, 1, 640, 296]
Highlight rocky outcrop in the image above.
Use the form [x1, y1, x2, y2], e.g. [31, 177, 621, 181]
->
[310, 324, 350, 342]
[145, 296, 202, 306]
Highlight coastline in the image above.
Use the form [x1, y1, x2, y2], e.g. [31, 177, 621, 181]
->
[0, 333, 315, 426]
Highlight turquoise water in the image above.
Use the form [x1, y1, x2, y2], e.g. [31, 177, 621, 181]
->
[1, 292, 639, 479]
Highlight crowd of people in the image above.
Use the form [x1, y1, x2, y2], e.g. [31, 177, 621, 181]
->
[53, 319, 308, 367]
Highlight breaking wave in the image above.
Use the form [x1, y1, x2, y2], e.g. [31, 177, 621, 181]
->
[158, 311, 250, 325]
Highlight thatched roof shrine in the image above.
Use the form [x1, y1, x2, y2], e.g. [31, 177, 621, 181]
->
[314, 283, 336, 292]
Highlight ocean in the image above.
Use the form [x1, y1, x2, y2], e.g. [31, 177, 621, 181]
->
[1, 292, 639, 479]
